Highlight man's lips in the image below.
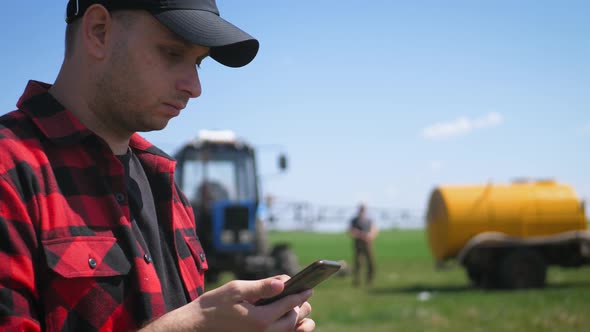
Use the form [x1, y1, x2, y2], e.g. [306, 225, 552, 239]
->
[161, 101, 187, 117]
[163, 101, 186, 112]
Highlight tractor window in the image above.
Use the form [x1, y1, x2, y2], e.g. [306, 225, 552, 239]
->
[182, 160, 203, 203]
[179, 148, 258, 205]
[182, 160, 234, 204]
[237, 156, 257, 201]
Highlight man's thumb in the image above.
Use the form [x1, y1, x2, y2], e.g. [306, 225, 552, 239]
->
[244, 278, 284, 301]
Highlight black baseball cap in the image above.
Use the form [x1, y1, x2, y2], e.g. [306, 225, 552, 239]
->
[66, 0, 259, 67]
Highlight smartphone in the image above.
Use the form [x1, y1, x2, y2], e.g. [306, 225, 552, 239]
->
[256, 259, 342, 305]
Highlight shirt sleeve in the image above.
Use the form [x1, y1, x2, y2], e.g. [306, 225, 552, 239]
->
[0, 176, 41, 331]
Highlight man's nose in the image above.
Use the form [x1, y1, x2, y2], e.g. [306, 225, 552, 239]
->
[177, 67, 202, 98]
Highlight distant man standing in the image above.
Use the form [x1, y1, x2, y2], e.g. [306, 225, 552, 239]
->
[349, 203, 379, 286]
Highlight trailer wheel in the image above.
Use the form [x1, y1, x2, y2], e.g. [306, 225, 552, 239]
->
[499, 249, 547, 289]
[466, 265, 483, 287]
[464, 248, 501, 289]
[481, 271, 502, 289]
[467, 266, 502, 289]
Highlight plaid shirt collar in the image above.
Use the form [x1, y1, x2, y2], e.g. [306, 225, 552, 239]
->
[17, 80, 174, 161]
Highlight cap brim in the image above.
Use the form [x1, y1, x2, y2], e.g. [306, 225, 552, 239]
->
[153, 10, 259, 68]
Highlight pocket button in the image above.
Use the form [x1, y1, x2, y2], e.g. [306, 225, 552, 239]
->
[115, 193, 125, 202]
[88, 258, 97, 269]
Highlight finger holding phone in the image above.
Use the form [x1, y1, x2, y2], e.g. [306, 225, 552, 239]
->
[142, 261, 340, 332]
[256, 260, 342, 306]
[188, 276, 315, 332]
[254, 260, 341, 330]
[255, 275, 315, 332]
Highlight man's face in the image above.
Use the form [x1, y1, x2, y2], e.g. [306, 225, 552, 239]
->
[91, 10, 209, 136]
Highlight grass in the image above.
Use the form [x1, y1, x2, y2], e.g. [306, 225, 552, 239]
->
[210, 229, 590, 331]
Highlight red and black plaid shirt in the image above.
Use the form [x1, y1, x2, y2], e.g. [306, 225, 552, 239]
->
[0, 81, 208, 331]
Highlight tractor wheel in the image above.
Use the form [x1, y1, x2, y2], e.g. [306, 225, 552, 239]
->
[271, 244, 299, 277]
[234, 270, 264, 281]
[499, 249, 547, 289]
[205, 269, 221, 284]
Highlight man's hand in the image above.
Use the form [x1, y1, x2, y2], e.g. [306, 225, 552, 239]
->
[357, 233, 372, 243]
[140, 275, 315, 332]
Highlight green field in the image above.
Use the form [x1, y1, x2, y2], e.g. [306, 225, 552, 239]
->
[211, 229, 590, 331]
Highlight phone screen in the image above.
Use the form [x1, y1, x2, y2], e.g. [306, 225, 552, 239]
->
[256, 259, 341, 305]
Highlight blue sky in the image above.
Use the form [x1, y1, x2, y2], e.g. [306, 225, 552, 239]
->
[1, 1, 589, 218]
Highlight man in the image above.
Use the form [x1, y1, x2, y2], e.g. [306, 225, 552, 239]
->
[0, 1, 314, 331]
[348, 203, 379, 287]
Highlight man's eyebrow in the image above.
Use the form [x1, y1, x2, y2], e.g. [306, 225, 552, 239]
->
[160, 27, 194, 48]
[167, 35, 193, 49]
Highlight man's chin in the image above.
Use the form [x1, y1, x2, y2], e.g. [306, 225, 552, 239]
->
[137, 120, 171, 133]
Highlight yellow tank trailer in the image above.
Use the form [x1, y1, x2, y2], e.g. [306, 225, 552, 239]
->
[426, 180, 590, 289]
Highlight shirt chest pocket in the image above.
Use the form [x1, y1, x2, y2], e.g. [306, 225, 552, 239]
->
[42, 236, 131, 278]
[184, 236, 209, 272]
[41, 236, 133, 330]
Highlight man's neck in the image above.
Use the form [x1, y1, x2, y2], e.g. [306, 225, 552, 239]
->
[49, 63, 131, 155]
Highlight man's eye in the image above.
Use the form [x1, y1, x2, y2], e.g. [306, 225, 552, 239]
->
[167, 50, 181, 58]
[161, 47, 182, 59]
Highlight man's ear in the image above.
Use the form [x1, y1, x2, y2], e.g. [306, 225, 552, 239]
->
[81, 4, 112, 60]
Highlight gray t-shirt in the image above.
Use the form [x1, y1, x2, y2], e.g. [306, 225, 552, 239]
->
[119, 150, 188, 312]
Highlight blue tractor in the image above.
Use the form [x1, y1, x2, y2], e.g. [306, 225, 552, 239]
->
[174, 130, 299, 282]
